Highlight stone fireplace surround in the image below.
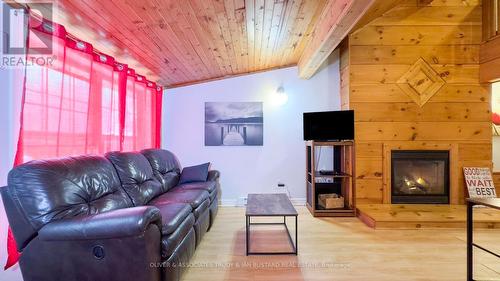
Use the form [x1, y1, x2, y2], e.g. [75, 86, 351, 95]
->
[382, 142, 460, 204]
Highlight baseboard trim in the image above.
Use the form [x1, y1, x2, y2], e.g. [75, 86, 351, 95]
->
[219, 197, 306, 207]
[219, 199, 238, 206]
[290, 197, 306, 206]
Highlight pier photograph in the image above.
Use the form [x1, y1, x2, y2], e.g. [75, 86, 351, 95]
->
[205, 102, 263, 146]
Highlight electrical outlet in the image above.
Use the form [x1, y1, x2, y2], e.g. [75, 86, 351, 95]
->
[276, 182, 284, 192]
[276, 182, 289, 197]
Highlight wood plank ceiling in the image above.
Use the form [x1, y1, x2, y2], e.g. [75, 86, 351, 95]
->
[47, 0, 328, 88]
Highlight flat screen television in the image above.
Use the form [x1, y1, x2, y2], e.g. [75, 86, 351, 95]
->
[303, 110, 354, 141]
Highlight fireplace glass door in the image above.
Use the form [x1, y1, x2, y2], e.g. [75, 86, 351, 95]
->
[391, 150, 449, 204]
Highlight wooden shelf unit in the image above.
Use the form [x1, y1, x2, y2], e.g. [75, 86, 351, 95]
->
[306, 140, 356, 217]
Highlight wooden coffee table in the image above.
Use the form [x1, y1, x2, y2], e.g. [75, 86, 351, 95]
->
[245, 193, 298, 255]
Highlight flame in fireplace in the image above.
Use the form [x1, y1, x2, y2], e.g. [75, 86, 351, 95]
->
[403, 176, 430, 193]
[416, 177, 426, 186]
[405, 178, 412, 186]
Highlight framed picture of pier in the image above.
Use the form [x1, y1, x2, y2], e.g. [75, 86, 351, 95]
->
[205, 102, 263, 146]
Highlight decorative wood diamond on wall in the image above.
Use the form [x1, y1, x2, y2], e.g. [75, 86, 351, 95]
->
[396, 58, 445, 107]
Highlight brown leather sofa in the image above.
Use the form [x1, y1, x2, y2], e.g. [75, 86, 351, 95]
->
[1, 149, 219, 281]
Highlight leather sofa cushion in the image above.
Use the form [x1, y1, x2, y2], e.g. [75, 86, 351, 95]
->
[207, 170, 220, 182]
[149, 189, 209, 210]
[176, 181, 216, 194]
[141, 149, 181, 192]
[160, 214, 195, 258]
[152, 203, 192, 235]
[106, 152, 163, 206]
[164, 228, 196, 281]
[209, 190, 217, 202]
[7, 156, 133, 238]
[192, 199, 210, 219]
[38, 206, 162, 240]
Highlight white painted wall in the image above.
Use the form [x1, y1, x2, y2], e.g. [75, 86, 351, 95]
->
[0, 67, 24, 280]
[493, 137, 500, 172]
[163, 51, 341, 204]
[0, 3, 24, 278]
[493, 82, 500, 172]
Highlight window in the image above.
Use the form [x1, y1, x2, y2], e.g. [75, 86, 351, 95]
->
[17, 19, 162, 163]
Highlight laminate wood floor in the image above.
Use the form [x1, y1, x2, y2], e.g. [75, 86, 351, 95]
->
[182, 206, 500, 281]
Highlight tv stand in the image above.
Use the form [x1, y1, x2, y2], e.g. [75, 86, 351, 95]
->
[306, 140, 356, 217]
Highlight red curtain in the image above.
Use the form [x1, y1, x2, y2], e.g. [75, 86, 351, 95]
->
[123, 73, 163, 151]
[5, 13, 162, 269]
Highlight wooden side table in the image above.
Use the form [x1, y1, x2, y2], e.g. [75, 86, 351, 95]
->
[466, 198, 500, 281]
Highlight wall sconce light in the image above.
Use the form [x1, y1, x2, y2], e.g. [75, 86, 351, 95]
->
[271, 85, 288, 106]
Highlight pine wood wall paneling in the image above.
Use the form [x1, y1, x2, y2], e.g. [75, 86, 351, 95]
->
[481, 36, 500, 62]
[350, 0, 404, 33]
[340, 72, 350, 110]
[493, 172, 500, 194]
[350, 64, 480, 84]
[355, 122, 491, 141]
[415, 0, 481, 6]
[482, 0, 497, 40]
[480, 19, 500, 82]
[350, 84, 489, 103]
[356, 158, 383, 179]
[367, 6, 481, 26]
[350, 25, 482, 46]
[480, 57, 500, 82]
[356, 142, 383, 158]
[458, 143, 493, 161]
[352, 102, 490, 122]
[339, 38, 350, 70]
[346, 0, 490, 203]
[339, 38, 351, 110]
[356, 179, 384, 201]
[350, 45, 480, 65]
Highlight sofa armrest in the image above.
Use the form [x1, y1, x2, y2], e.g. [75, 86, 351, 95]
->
[39, 206, 162, 241]
[207, 170, 220, 182]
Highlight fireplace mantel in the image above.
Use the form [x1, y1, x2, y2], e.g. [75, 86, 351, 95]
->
[382, 142, 459, 204]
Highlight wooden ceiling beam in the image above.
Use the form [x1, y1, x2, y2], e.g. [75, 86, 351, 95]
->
[297, 0, 375, 79]
[349, 0, 405, 35]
